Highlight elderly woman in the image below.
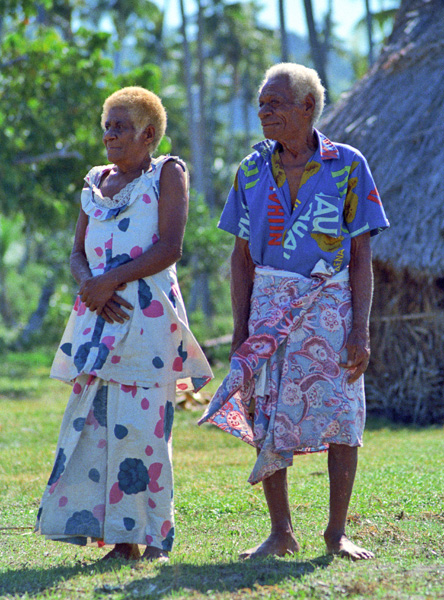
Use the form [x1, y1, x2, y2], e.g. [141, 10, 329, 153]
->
[35, 86, 212, 561]
[199, 63, 389, 560]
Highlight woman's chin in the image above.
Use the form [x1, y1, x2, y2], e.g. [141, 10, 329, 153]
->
[106, 149, 121, 163]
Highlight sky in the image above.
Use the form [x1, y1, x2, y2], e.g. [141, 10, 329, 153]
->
[248, 0, 366, 39]
[162, 0, 397, 43]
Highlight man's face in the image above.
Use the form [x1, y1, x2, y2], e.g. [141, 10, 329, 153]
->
[258, 76, 307, 143]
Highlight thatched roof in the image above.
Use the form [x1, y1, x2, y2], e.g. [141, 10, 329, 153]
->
[321, 0, 444, 277]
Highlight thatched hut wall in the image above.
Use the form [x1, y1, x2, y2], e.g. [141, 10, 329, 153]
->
[320, 0, 444, 423]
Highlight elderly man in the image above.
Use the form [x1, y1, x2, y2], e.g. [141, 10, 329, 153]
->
[199, 63, 389, 560]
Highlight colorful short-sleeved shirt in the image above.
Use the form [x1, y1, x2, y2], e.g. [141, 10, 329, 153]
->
[219, 130, 389, 277]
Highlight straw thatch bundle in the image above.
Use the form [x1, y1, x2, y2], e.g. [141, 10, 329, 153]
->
[320, 0, 444, 424]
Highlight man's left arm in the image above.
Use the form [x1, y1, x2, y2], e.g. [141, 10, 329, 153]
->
[340, 232, 373, 383]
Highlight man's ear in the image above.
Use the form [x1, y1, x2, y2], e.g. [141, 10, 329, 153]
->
[304, 93, 316, 118]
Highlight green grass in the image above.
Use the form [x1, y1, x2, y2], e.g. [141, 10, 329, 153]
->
[1, 351, 444, 599]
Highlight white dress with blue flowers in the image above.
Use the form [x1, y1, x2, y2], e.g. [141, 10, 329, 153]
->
[35, 156, 213, 550]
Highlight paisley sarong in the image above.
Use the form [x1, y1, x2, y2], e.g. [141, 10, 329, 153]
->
[199, 260, 365, 484]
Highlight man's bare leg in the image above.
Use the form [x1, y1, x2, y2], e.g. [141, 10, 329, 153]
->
[101, 543, 141, 561]
[240, 467, 300, 559]
[324, 444, 374, 560]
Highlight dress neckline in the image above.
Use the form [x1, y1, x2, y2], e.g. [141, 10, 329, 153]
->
[94, 168, 150, 209]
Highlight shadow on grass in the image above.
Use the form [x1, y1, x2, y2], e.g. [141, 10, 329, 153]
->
[0, 563, 92, 598]
[119, 557, 333, 597]
[0, 561, 116, 598]
[0, 555, 333, 598]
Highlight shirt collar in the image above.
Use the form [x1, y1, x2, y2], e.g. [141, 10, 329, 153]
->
[252, 129, 340, 161]
[315, 129, 340, 160]
[252, 138, 276, 159]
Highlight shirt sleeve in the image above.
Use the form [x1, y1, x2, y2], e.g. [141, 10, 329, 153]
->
[344, 152, 390, 238]
[218, 166, 250, 240]
[80, 166, 100, 210]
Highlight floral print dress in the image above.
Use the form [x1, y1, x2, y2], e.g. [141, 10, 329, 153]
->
[36, 156, 213, 549]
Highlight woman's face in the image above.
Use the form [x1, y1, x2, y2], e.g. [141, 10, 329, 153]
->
[102, 106, 150, 168]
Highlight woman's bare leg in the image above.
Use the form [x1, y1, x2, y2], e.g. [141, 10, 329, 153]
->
[141, 546, 169, 561]
[101, 543, 141, 561]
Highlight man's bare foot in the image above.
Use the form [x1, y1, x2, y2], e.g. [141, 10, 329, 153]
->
[141, 546, 169, 562]
[101, 543, 141, 561]
[324, 532, 374, 561]
[240, 531, 300, 559]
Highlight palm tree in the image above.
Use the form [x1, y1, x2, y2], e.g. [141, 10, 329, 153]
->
[207, 1, 278, 148]
[302, 0, 330, 102]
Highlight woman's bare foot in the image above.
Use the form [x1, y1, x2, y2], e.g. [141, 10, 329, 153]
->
[324, 532, 374, 561]
[240, 531, 300, 559]
[101, 543, 141, 561]
[141, 546, 169, 562]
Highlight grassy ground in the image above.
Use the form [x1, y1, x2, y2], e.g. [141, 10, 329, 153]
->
[1, 351, 444, 599]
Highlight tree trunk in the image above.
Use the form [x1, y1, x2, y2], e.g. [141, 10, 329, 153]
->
[188, 270, 213, 316]
[242, 70, 252, 149]
[278, 0, 289, 61]
[17, 276, 56, 347]
[302, 0, 330, 103]
[0, 265, 15, 328]
[179, 0, 205, 195]
[365, 0, 375, 66]
[196, 0, 215, 211]
[183, 0, 214, 318]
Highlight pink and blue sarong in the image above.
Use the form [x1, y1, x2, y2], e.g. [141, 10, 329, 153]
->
[199, 260, 365, 484]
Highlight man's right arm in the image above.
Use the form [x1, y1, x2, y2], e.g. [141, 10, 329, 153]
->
[230, 236, 256, 358]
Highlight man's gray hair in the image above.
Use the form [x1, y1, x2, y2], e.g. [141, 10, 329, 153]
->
[260, 63, 325, 126]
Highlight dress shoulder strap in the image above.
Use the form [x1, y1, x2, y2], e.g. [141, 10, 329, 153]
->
[152, 155, 189, 193]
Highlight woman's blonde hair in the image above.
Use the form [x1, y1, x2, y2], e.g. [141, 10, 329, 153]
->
[101, 86, 167, 153]
[260, 63, 325, 125]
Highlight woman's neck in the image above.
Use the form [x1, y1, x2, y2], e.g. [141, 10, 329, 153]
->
[114, 154, 151, 176]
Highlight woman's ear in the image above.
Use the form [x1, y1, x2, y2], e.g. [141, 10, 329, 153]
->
[143, 124, 156, 146]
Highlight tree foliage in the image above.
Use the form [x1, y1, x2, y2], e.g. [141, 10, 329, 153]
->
[0, 0, 402, 344]
[0, 3, 164, 342]
[1, 25, 110, 228]
[0, 19, 163, 231]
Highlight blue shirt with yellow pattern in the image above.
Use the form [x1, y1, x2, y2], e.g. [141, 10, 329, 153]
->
[219, 129, 389, 277]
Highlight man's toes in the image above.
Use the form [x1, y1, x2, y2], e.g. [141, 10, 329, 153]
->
[239, 546, 259, 560]
[341, 546, 374, 561]
[239, 538, 298, 559]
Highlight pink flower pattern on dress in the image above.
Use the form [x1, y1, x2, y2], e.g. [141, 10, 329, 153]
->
[36, 377, 177, 550]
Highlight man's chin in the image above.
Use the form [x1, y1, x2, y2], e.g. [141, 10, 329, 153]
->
[261, 125, 278, 139]
[262, 131, 277, 141]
